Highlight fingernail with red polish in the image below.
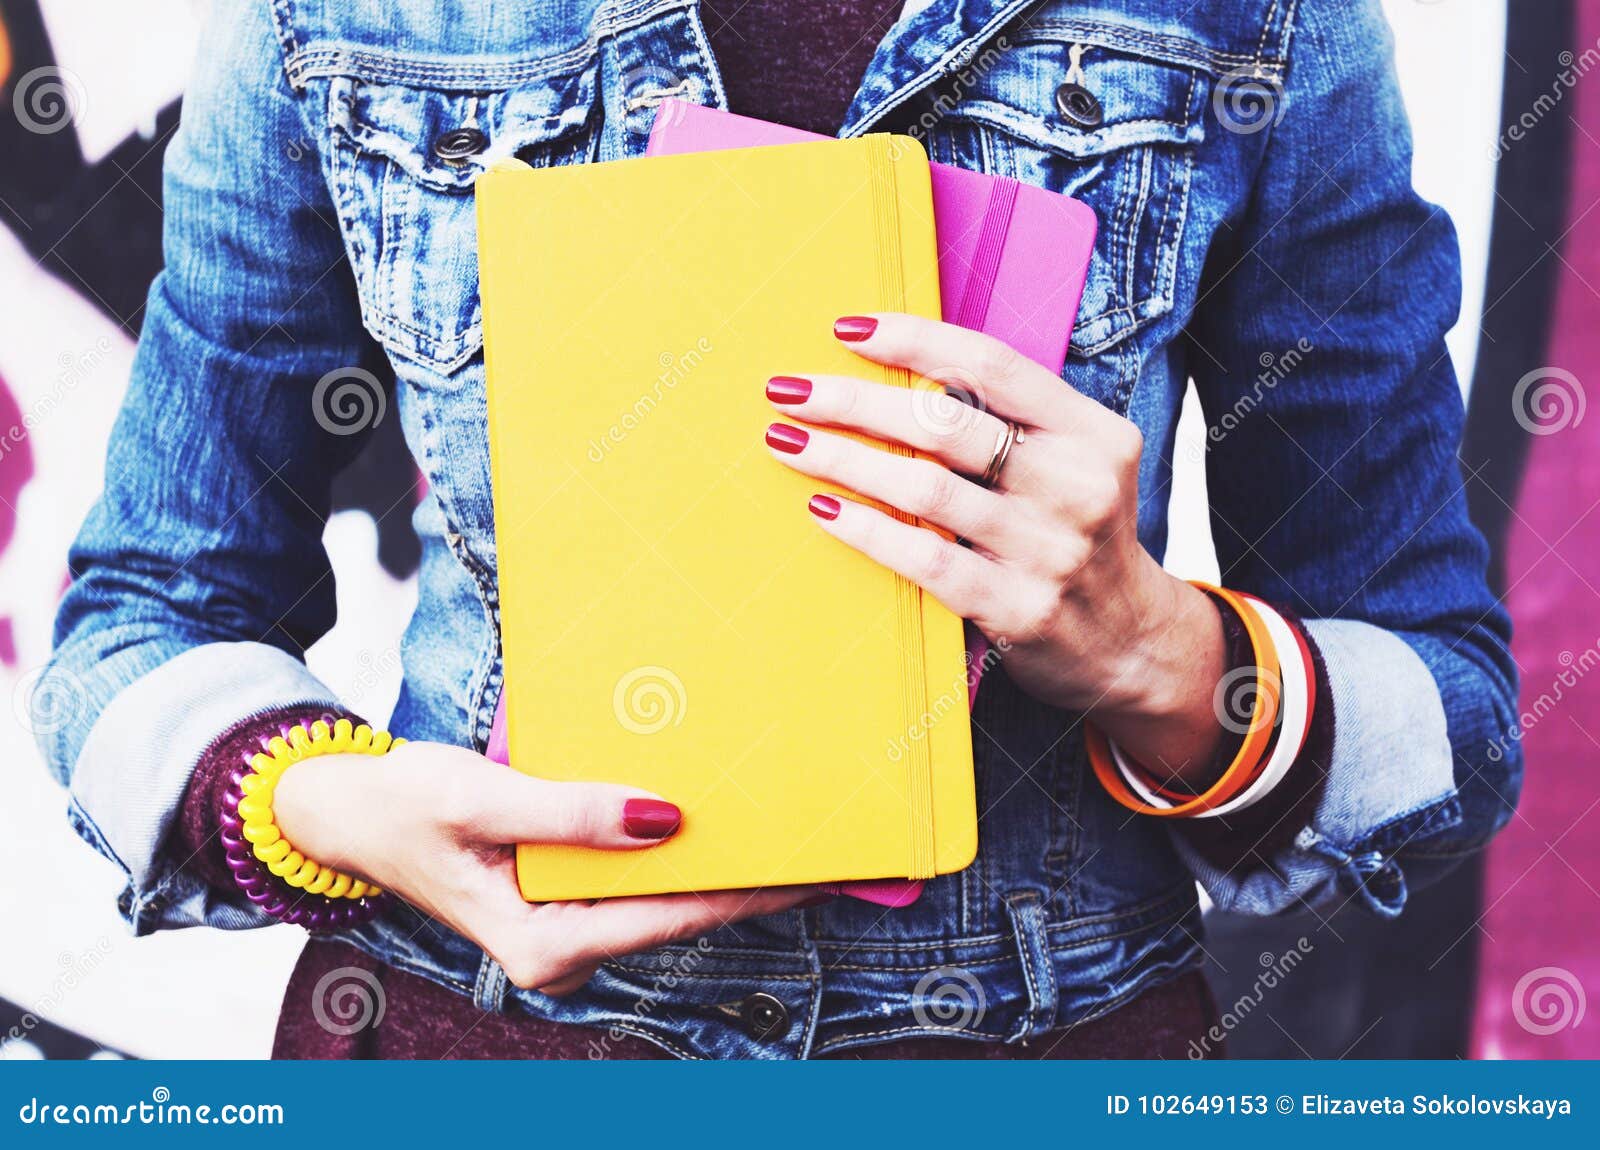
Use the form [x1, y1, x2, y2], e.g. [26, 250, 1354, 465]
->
[622, 799, 682, 840]
[766, 423, 809, 454]
[766, 376, 812, 404]
[833, 316, 878, 342]
[808, 494, 841, 520]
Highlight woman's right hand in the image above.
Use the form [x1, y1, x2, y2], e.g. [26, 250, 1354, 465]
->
[270, 740, 817, 995]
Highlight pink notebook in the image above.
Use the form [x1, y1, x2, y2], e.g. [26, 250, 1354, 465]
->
[488, 102, 1095, 908]
[646, 100, 1096, 375]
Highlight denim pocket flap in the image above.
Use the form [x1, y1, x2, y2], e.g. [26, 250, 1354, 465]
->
[317, 65, 597, 375]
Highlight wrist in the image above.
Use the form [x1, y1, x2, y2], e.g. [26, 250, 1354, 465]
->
[222, 719, 399, 927]
[1092, 567, 1227, 778]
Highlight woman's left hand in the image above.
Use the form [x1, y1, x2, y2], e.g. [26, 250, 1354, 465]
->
[766, 313, 1229, 782]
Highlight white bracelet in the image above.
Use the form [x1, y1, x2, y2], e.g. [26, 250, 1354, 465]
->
[1105, 595, 1312, 817]
[1191, 595, 1310, 818]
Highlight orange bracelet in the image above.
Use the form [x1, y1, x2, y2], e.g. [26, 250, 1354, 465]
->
[1086, 582, 1281, 817]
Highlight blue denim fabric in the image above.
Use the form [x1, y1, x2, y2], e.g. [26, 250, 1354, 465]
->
[44, 0, 1521, 1058]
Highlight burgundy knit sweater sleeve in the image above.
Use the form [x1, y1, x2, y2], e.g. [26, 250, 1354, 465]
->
[1167, 601, 1334, 866]
[176, 704, 365, 895]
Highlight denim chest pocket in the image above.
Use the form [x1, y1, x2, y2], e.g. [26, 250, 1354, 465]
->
[315, 63, 598, 380]
[919, 34, 1207, 358]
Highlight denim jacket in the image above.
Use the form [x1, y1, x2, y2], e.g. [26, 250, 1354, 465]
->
[45, 0, 1521, 1058]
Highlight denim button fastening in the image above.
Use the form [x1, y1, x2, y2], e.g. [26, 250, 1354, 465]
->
[433, 127, 488, 165]
[1054, 82, 1103, 129]
[738, 993, 791, 1041]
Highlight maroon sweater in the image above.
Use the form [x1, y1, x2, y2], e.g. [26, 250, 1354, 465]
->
[178, 2, 1332, 1059]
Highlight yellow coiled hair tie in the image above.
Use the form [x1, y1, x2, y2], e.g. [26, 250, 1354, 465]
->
[236, 718, 404, 900]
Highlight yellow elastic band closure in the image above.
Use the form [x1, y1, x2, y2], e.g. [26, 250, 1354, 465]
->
[240, 719, 404, 899]
[1087, 582, 1280, 817]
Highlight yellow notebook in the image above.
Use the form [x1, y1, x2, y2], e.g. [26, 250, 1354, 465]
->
[477, 136, 977, 901]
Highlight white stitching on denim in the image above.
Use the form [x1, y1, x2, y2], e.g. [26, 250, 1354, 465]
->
[1021, 19, 1289, 75]
[623, 79, 692, 112]
[1256, 0, 1280, 65]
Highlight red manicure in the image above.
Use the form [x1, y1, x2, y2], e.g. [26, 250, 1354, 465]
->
[808, 495, 841, 520]
[622, 799, 682, 840]
[766, 423, 809, 454]
[766, 376, 813, 404]
[833, 316, 878, 342]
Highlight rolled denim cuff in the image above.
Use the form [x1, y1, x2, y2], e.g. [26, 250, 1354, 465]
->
[67, 641, 343, 935]
[1175, 618, 1460, 918]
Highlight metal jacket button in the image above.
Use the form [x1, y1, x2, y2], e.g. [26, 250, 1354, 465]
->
[1055, 82, 1103, 130]
[433, 127, 488, 165]
[738, 992, 791, 1041]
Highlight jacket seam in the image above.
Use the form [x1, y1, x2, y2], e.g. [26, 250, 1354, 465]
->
[1017, 18, 1288, 76]
[813, 890, 1195, 966]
